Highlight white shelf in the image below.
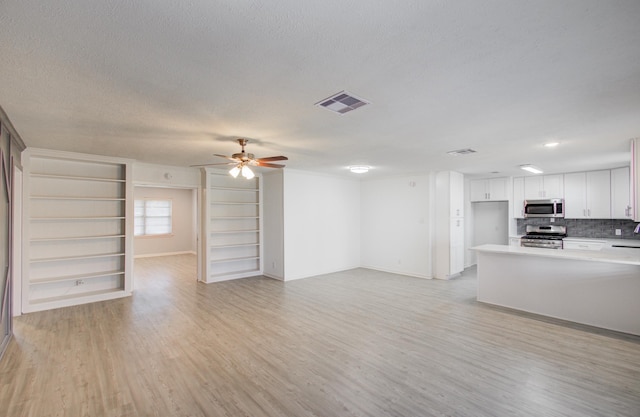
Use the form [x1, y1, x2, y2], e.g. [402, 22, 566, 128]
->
[210, 229, 259, 234]
[29, 288, 126, 305]
[30, 234, 125, 242]
[30, 270, 125, 285]
[30, 173, 125, 183]
[213, 216, 259, 219]
[31, 195, 125, 201]
[30, 252, 125, 263]
[210, 255, 260, 264]
[210, 243, 259, 249]
[209, 269, 261, 279]
[211, 202, 258, 205]
[31, 216, 125, 221]
[210, 186, 259, 192]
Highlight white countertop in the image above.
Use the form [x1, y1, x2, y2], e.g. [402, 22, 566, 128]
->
[473, 244, 640, 266]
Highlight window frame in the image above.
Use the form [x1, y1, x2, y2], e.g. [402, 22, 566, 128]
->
[134, 198, 174, 238]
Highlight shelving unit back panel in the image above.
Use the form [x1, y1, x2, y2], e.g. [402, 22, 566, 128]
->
[210, 245, 259, 262]
[210, 259, 260, 277]
[29, 256, 124, 281]
[211, 190, 259, 203]
[211, 217, 259, 232]
[30, 177, 125, 198]
[30, 199, 124, 218]
[211, 203, 258, 217]
[209, 231, 259, 246]
[30, 237, 123, 260]
[29, 218, 124, 239]
[30, 157, 125, 179]
[29, 274, 124, 302]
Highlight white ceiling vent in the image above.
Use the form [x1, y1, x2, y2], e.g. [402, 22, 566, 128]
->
[315, 91, 370, 115]
[446, 148, 477, 156]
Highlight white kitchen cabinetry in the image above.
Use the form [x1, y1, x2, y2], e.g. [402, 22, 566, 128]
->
[611, 167, 633, 219]
[563, 239, 606, 251]
[23, 149, 133, 313]
[200, 169, 263, 283]
[631, 139, 639, 221]
[469, 178, 508, 202]
[435, 171, 464, 279]
[523, 174, 564, 199]
[513, 177, 525, 218]
[564, 170, 611, 219]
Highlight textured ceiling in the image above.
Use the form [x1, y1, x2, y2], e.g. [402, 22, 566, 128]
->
[1, 0, 640, 178]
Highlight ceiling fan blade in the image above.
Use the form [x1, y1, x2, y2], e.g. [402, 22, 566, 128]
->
[257, 162, 286, 168]
[190, 162, 236, 167]
[214, 153, 238, 161]
[256, 156, 288, 162]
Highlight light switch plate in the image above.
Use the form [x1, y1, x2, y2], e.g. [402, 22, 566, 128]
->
[615, 229, 622, 236]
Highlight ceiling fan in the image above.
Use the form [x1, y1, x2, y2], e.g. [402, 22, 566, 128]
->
[192, 138, 288, 179]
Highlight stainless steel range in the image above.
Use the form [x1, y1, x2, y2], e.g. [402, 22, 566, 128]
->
[520, 225, 567, 249]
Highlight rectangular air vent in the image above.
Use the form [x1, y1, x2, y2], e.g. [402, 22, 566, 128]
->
[447, 148, 477, 156]
[315, 91, 370, 115]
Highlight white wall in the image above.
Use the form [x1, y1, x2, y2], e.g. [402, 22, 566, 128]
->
[283, 170, 361, 281]
[134, 186, 197, 256]
[468, 201, 509, 265]
[360, 175, 432, 278]
[133, 162, 200, 188]
[263, 171, 284, 280]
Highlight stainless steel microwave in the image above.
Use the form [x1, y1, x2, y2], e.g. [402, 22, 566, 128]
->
[523, 198, 565, 218]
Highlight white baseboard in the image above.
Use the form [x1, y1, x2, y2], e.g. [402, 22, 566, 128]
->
[134, 251, 196, 259]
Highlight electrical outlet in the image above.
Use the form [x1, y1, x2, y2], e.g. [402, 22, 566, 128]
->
[75, 280, 84, 286]
[615, 229, 622, 236]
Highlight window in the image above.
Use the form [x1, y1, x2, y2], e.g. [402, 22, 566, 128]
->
[134, 199, 172, 236]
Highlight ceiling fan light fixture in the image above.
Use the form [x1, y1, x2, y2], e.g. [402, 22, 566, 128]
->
[229, 166, 241, 178]
[241, 165, 255, 179]
[349, 165, 370, 174]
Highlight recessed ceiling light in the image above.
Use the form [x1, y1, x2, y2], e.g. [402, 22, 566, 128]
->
[520, 164, 543, 174]
[544, 142, 559, 148]
[349, 165, 370, 174]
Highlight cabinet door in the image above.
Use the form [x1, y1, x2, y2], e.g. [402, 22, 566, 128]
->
[542, 174, 564, 199]
[469, 179, 488, 202]
[488, 178, 508, 201]
[611, 167, 632, 219]
[564, 172, 587, 218]
[450, 172, 464, 217]
[586, 170, 611, 218]
[524, 176, 543, 199]
[449, 218, 464, 275]
[512, 177, 525, 218]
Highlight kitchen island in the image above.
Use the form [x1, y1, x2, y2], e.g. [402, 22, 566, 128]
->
[473, 244, 640, 336]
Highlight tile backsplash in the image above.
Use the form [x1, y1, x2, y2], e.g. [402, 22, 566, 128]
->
[517, 218, 640, 239]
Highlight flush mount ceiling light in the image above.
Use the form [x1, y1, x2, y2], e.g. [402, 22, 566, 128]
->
[544, 142, 560, 148]
[349, 165, 370, 174]
[315, 91, 370, 115]
[520, 164, 544, 174]
[446, 148, 477, 156]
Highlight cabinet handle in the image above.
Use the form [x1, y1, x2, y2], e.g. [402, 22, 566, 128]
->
[587, 208, 591, 217]
[487, 192, 491, 200]
[583, 209, 586, 217]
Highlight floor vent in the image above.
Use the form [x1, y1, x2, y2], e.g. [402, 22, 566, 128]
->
[315, 91, 370, 115]
[447, 148, 477, 156]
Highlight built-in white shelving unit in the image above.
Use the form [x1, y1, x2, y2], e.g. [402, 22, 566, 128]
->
[22, 149, 133, 312]
[200, 169, 263, 282]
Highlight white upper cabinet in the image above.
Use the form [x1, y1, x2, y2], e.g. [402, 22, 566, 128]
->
[611, 167, 632, 219]
[469, 178, 508, 202]
[523, 174, 564, 200]
[564, 170, 611, 219]
[512, 177, 525, 218]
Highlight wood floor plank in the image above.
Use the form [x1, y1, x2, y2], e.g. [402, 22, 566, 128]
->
[1, 255, 639, 416]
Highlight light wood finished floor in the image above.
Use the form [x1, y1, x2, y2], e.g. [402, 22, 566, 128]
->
[1, 254, 639, 417]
